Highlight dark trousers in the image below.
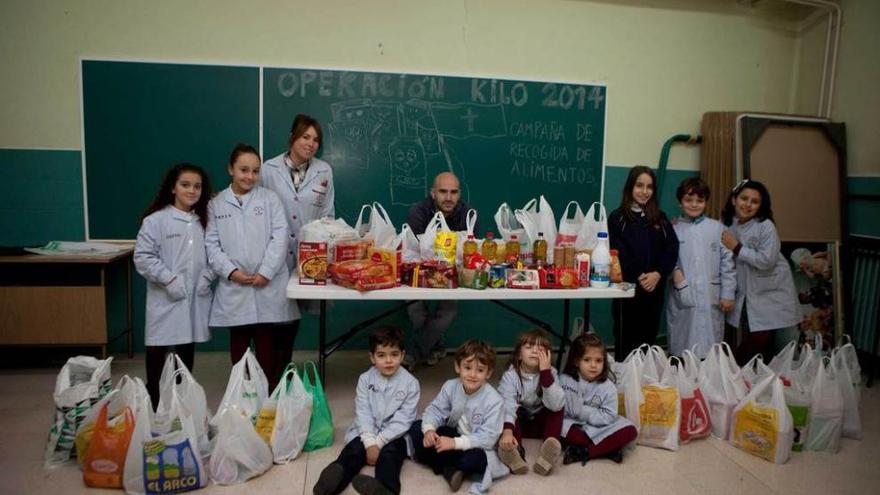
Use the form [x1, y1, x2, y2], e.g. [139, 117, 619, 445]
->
[409, 421, 488, 477]
[613, 285, 666, 358]
[511, 407, 564, 444]
[564, 425, 638, 458]
[230, 320, 299, 391]
[145, 343, 194, 410]
[328, 436, 408, 495]
[731, 305, 777, 366]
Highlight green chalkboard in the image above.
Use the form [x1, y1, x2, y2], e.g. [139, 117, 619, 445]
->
[82, 60, 259, 239]
[263, 68, 606, 230]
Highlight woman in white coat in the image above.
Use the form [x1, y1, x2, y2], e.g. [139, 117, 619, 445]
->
[206, 144, 299, 389]
[721, 179, 800, 365]
[134, 163, 215, 408]
[666, 178, 736, 358]
[261, 114, 335, 370]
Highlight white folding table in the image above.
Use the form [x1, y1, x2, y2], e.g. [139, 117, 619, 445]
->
[287, 280, 635, 380]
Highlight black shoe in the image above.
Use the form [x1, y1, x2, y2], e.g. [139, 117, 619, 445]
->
[443, 466, 464, 492]
[607, 449, 624, 464]
[313, 462, 345, 495]
[352, 474, 394, 495]
[562, 445, 590, 466]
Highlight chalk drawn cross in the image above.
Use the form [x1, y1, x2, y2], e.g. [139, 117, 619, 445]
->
[461, 107, 478, 132]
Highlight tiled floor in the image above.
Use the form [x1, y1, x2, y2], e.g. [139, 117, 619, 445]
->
[3, 351, 877, 494]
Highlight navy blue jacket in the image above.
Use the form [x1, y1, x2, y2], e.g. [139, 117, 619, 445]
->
[406, 197, 479, 236]
[608, 208, 679, 283]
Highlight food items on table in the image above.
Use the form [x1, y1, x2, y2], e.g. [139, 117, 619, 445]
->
[298, 241, 327, 285]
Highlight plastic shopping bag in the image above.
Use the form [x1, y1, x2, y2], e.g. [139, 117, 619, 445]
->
[699, 343, 747, 440]
[670, 358, 711, 443]
[613, 349, 644, 432]
[398, 223, 422, 263]
[157, 354, 211, 457]
[419, 211, 456, 264]
[123, 393, 207, 495]
[575, 202, 609, 251]
[302, 361, 334, 451]
[805, 357, 844, 452]
[455, 209, 479, 264]
[256, 364, 314, 463]
[214, 348, 268, 426]
[730, 374, 794, 464]
[209, 406, 273, 485]
[355, 202, 398, 250]
[834, 336, 862, 405]
[741, 354, 774, 390]
[82, 403, 135, 488]
[556, 201, 584, 247]
[44, 356, 113, 467]
[638, 354, 680, 451]
[75, 376, 148, 466]
[831, 348, 861, 440]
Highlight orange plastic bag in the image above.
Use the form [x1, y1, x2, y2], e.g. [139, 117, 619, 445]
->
[83, 403, 134, 488]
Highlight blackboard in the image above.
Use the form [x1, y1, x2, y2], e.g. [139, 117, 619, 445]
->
[82, 60, 260, 239]
[83, 61, 606, 238]
[263, 67, 607, 230]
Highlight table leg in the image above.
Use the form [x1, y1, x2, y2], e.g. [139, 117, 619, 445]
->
[127, 257, 133, 358]
[319, 300, 327, 381]
[557, 299, 571, 369]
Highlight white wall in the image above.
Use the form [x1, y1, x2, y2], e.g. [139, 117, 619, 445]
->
[2, 0, 869, 173]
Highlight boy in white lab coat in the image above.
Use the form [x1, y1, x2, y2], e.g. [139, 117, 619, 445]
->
[666, 178, 736, 358]
[313, 326, 420, 495]
[408, 340, 508, 494]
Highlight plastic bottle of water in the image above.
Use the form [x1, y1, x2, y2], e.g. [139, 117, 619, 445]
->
[590, 232, 611, 288]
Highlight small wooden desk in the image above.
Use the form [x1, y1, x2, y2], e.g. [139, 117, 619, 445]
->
[0, 248, 134, 357]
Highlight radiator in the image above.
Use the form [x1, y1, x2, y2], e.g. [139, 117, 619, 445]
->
[851, 236, 880, 355]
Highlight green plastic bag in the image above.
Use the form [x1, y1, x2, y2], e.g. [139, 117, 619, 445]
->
[302, 361, 334, 451]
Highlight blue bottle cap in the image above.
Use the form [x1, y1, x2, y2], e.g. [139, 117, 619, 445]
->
[598, 232, 608, 238]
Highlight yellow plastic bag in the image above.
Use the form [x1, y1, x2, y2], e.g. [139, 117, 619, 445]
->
[730, 374, 793, 464]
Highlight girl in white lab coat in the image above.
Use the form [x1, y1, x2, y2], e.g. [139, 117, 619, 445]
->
[206, 144, 299, 389]
[134, 163, 214, 408]
[721, 179, 800, 365]
[666, 178, 736, 358]
[261, 114, 335, 378]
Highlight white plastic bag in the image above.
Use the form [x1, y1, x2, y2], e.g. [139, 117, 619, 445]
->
[397, 223, 421, 263]
[699, 343, 746, 440]
[209, 406, 273, 484]
[613, 348, 644, 432]
[670, 357, 711, 443]
[124, 392, 208, 494]
[419, 211, 454, 263]
[638, 354, 680, 451]
[556, 201, 584, 247]
[834, 336, 862, 405]
[831, 348, 861, 440]
[256, 365, 314, 464]
[299, 217, 359, 263]
[805, 357, 844, 452]
[214, 348, 269, 426]
[455, 209, 479, 263]
[355, 202, 397, 250]
[730, 374, 794, 464]
[575, 202, 608, 251]
[44, 356, 113, 467]
[515, 196, 557, 263]
[158, 354, 211, 457]
[741, 354, 774, 390]
[494, 203, 526, 243]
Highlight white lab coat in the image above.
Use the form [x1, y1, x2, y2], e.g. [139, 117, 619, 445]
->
[560, 374, 634, 445]
[205, 186, 299, 327]
[419, 379, 509, 494]
[344, 366, 420, 449]
[261, 153, 335, 270]
[724, 218, 800, 332]
[666, 216, 736, 358]
[497, 366, 565, 426]
[134, 206, 213, 346]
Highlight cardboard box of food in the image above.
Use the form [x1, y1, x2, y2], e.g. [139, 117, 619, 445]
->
[298, 241, 327, 285]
